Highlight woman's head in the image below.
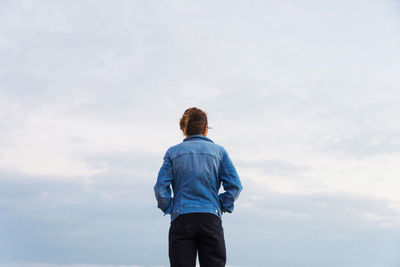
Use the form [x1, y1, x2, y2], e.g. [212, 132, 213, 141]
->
[180, 107, 208, 137]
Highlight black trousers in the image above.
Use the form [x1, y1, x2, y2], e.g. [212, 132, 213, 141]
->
[169, 212, 226, 267]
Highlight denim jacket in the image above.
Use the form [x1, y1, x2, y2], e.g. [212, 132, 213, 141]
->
[154, 134, 243, 222]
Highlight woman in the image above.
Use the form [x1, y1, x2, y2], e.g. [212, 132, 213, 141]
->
[154, 107, 243, 267]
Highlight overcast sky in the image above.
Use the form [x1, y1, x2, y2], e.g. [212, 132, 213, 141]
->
[1, 0, 400, 266]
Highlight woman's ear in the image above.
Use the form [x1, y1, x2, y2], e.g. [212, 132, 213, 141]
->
[202, 125, 208, 136]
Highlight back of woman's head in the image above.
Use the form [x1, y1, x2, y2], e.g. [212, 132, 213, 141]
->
[180, 107, 208, 137]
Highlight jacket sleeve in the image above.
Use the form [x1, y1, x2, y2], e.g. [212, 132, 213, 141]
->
[218, 148, 243, 213]
[153, 150, 174, 216]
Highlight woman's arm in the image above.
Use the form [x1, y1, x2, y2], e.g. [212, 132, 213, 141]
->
[218, 148, 243, 213]
[154, 150, 174, 216]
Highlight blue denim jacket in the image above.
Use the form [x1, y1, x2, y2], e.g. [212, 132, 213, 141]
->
[154, 134, 243, 222]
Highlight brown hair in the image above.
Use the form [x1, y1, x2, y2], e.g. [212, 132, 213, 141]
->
[180, 107, 208, 137]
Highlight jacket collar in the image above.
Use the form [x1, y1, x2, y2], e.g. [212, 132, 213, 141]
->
[183, 134, 214, 143]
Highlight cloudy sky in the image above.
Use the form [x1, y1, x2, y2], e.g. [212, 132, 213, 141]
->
[1, 0, 400, 266]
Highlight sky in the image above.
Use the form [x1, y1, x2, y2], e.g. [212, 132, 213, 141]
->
[1, 0, 400, 266]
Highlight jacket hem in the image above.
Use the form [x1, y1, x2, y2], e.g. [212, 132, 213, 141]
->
[170, 206, 221, 223]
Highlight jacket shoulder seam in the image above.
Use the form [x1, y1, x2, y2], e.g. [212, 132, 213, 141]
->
[171, 151, 221, 161]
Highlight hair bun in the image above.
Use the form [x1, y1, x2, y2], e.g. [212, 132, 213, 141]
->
[179, 107, 208, 137]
